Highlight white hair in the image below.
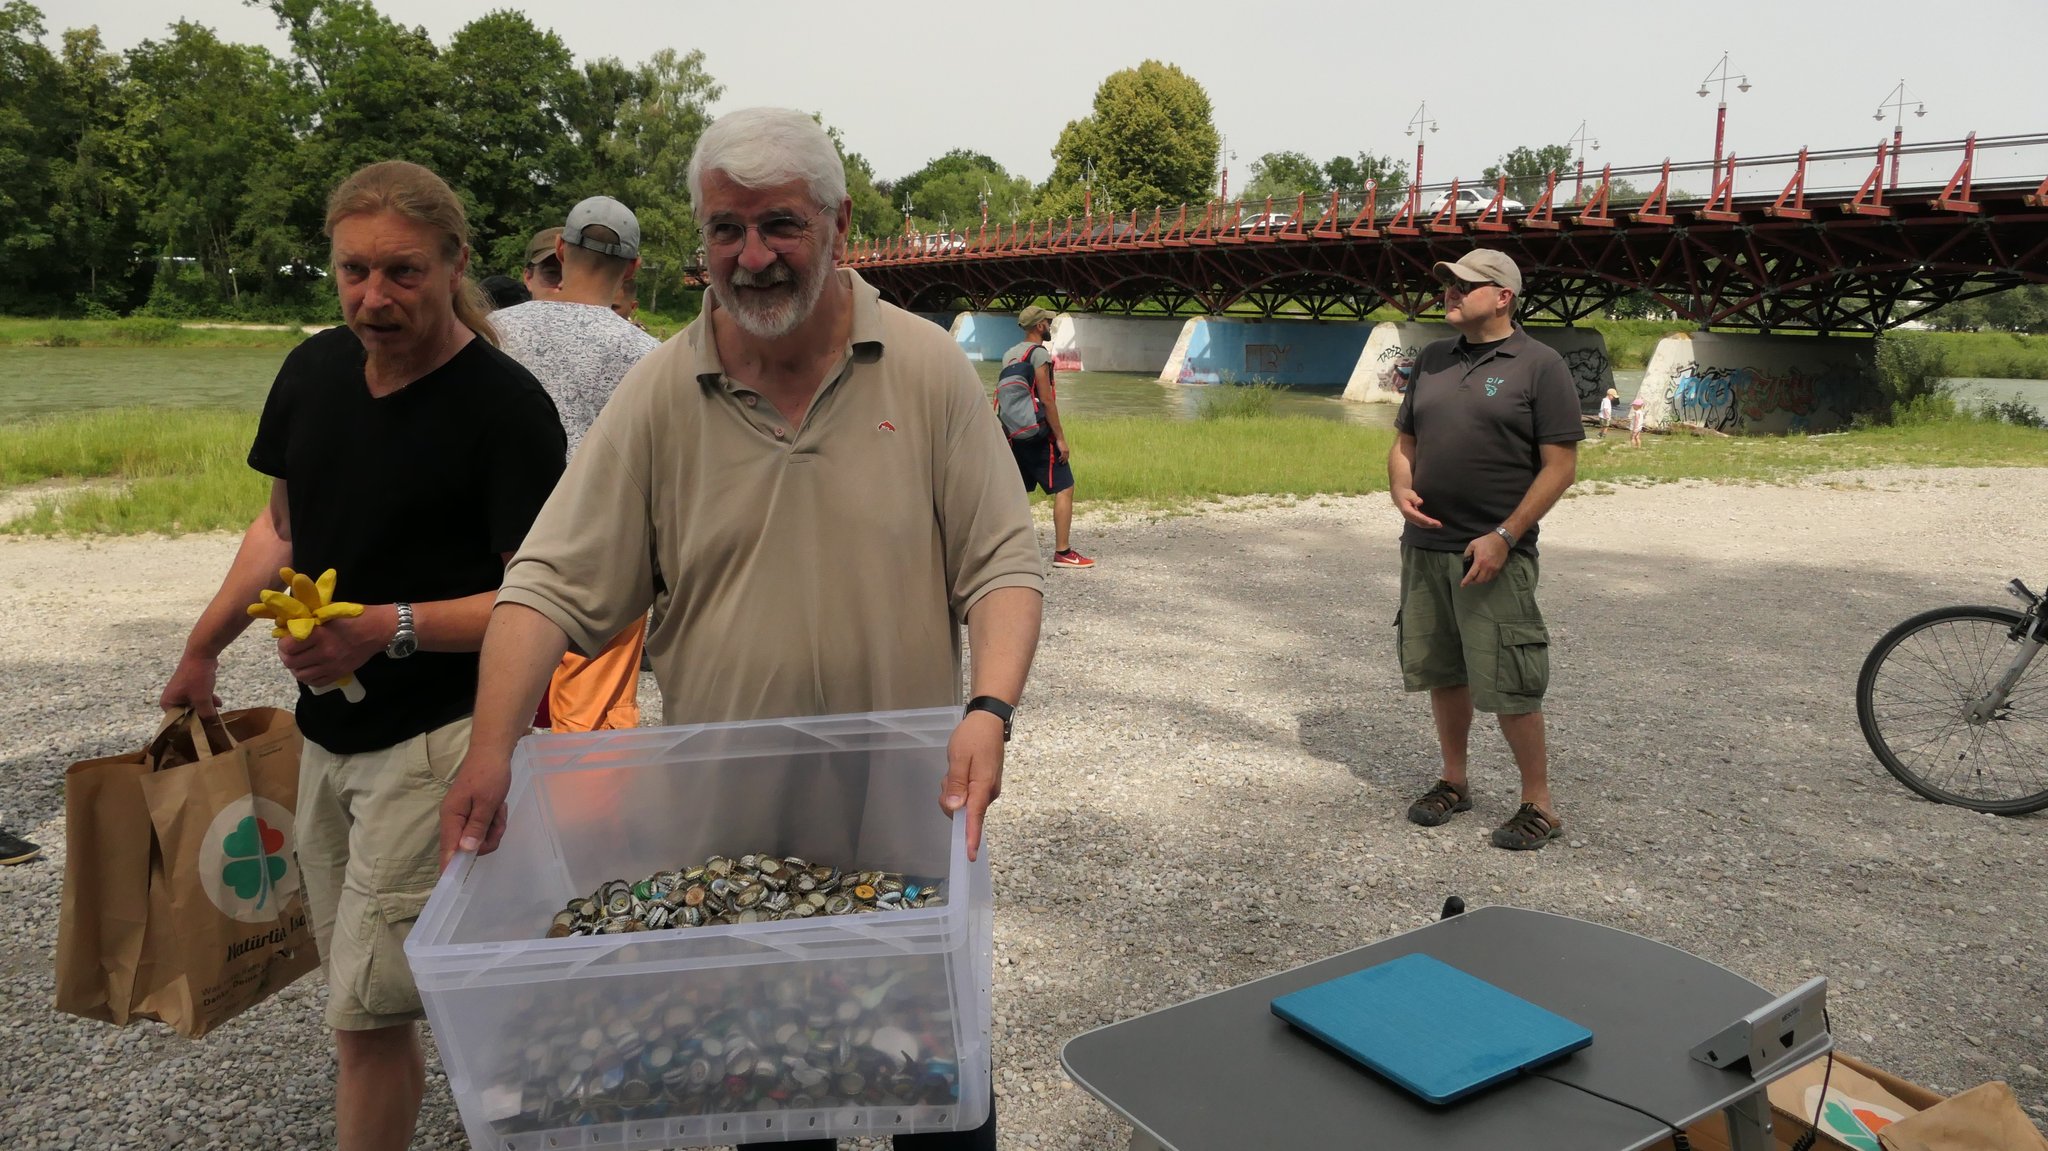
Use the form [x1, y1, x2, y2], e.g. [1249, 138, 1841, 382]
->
[686, 107, 848, 212]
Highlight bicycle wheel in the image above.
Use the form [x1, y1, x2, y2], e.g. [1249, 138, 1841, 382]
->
[1857, 604, 2048, 815]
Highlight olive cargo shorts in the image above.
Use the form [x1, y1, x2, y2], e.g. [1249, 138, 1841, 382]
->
[1396, 545, 1551, 715]
[295, 715, 471, 1031]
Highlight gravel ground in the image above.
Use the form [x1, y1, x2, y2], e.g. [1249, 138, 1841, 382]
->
[3, 466, 2046, 1149]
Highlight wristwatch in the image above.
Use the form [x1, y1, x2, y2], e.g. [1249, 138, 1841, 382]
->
[963, 695, 1015, 741]
[385, 602, 418, 660]
[1493, 526, 1517, 547]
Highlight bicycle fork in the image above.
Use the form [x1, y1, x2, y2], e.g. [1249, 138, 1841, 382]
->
[1971, 581, 2047, 724]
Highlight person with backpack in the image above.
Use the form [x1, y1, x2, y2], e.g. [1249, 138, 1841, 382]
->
[998, 305, 1093, 568]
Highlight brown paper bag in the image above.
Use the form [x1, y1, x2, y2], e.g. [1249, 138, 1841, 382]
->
[1879, 1082, 2048, 1151]
[55, 707, 318, 1037]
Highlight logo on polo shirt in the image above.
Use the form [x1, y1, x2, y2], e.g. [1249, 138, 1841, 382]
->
[877, 420, 896, 432]
[1485, 377, 1504, 397]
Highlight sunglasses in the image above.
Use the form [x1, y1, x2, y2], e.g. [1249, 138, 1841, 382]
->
[1445, 279, 1497, 295]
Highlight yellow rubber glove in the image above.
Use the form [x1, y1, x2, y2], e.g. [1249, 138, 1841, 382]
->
[247, 567, 368, 702]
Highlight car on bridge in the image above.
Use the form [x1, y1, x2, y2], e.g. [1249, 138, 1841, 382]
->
[917, 232, 968, 254]
[1420, 186, 1525, 216]
[1229, 212, 1297, 233]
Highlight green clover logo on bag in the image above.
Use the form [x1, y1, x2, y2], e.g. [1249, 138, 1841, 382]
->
[198, 797, 300, 924]
[221, 816, 287, 908]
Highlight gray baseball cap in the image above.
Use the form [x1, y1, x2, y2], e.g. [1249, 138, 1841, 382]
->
[563, 196, 641, 259]
[1432, 248, 1523, 295]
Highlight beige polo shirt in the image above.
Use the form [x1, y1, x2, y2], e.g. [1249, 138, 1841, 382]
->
[498, 269, 1045, 725]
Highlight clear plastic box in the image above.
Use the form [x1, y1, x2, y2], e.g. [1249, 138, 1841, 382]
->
[406, 708, 993, 1150]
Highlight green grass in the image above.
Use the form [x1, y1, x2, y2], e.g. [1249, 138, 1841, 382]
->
[5, 405, 2045, 535]
[1073, 416, 1395, 505]
[1896, 330, 2048, 380]
[0, 317, 313, 349]
[0, 408, 267, 535]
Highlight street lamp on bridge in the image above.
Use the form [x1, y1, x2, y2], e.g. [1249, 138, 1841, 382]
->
[1698, 52, 1751, 187]
[1874, 80, 1927, 192]
[900, 191, 914, 236]
[1567, 120, 1600, 202]
[1404, 102, 1438, 214]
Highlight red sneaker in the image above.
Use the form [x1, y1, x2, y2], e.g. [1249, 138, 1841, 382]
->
[1052, 548, 1095, 568]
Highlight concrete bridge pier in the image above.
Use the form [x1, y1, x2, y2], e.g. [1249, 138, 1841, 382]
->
[1157, 317, 1375, 386]
[948, 312, 1185, 373]
[1343, 323, 1617, 412]
[1637, 331, 1878, 434]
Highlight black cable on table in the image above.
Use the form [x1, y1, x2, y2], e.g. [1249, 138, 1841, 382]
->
[1526, 1071, 1691, 1148]
[1530, 1005, 1838, 1151]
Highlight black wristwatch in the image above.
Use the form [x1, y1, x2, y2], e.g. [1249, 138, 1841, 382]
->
[963, 695, 1014, 741]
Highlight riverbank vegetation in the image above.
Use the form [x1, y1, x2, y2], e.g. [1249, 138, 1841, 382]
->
[6, 402, 2043, 536]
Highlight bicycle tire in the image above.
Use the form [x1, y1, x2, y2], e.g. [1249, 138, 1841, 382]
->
[1856, 604, 2048, 815]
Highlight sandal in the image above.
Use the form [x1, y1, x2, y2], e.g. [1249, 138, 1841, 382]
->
[1406, 780, 1472, 827]
[1491, 803, 1564, 850]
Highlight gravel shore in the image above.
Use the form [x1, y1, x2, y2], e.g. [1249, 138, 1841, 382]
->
[4, 466, 2045, 1149]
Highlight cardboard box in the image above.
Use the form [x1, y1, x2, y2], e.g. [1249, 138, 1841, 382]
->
[1651, 1052, 1944, 1151]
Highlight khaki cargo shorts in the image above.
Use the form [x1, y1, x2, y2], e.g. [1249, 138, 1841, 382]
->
[1396, 545, 1551, 715]
[295, 715, 470, 1031]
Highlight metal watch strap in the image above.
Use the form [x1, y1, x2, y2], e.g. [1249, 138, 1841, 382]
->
[964, 695, 1014, 741]
[386, 602, 416, 659]
[1494, 526, 1516, 547]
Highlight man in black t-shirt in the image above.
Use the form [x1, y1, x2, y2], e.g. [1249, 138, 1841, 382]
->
[162, 160, 564, 1150]
[1386, 248, 1583, 851]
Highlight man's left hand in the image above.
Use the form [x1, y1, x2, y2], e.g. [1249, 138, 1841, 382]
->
[1461, 532, 1510, 587]
[940, 709, 1006, 861]
[277, 605, 396, 688]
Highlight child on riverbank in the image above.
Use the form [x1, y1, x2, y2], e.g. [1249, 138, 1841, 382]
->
[1599, 387, 1618, 437]
[1629, 395, 1647, 447]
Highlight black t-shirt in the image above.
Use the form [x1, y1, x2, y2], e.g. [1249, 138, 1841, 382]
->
[1393, 327, 1584, 556]
[248, 326, 566, 754]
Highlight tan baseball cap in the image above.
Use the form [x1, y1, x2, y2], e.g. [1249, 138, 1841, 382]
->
[525, 227, 563, 267]
[1018, 305, 1058, 331]
[1432, 248, 1523, 295]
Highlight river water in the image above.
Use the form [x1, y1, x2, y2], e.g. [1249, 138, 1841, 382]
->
[4, 347, 2044, 426]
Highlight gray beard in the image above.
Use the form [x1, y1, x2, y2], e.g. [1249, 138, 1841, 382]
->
[713, 263, 829, 339]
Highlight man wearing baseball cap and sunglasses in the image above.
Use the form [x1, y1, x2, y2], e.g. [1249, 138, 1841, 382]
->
[1386, 248, 1582, 850]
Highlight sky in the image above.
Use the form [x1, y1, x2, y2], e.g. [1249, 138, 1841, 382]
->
[47, 0, 2048, 195]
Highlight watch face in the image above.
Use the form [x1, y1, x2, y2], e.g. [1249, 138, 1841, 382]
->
[389, 635, 418, 659]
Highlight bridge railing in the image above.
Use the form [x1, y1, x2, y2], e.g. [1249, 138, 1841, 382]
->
[824, 132, 2048, 269]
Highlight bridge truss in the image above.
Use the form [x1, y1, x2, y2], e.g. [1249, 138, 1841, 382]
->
[812, 134, 2048, 332]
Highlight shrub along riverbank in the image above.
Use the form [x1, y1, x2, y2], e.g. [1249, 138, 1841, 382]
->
[5, 404, 2044, 536]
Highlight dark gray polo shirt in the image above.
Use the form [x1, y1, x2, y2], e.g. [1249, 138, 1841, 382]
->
[1393, 325, 1584, 555]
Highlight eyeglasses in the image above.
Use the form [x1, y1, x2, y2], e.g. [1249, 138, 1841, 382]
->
[701, 206, 832, 254]
[1445, 279, 1497, 296]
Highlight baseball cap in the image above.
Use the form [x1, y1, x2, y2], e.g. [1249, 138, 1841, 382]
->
[1018, 304, 1058, 331]
[1432, 249, 1523, 295]
[524, 227, 562, 268]
[564, 196, 641, 259]
[1631, 396, 1646, 407]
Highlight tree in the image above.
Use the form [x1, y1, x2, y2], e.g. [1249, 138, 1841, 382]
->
[50, 25, 145, 309]
[0, 2, 70, 311]
[1320, 151, 1406, 216]
[576, 47, 721, 309]
[1240, 150, 1324, 206]
[440, 12, 580, 256]
[1036, 61, 1219, 221]
[125, 21, 300, 306]
[1482, 143, 1574, 205]
[893, 148, 1032, 235]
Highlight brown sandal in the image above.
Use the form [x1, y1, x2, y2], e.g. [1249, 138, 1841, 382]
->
[1406, 780, 1472, 827]
[1491, 803, 1563, 850]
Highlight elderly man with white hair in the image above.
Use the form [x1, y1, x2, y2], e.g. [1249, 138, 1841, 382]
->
[438, 107, 1041, 1150]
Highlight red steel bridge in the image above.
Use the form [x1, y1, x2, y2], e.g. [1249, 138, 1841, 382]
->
[758, 134, 2048, 333]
